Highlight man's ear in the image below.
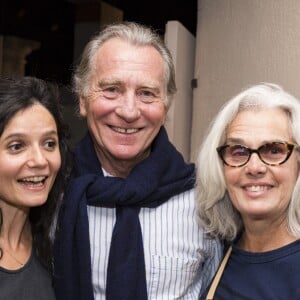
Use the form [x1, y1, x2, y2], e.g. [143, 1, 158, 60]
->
[79, 96, 87, 117]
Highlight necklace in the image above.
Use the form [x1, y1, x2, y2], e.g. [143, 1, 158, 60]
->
[1, 246, 25, 266]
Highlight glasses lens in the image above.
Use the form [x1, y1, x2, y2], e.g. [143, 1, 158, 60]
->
[259, 142, 289, 164]
[218, 142, 294, 167]
[223, 145, 249, 166]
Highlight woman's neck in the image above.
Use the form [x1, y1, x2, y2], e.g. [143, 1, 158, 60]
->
[0, 204, 32, 270]
[238, 224, 298, 252]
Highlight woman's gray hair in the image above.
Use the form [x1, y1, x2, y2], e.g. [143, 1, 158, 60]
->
[73, 21, 176, 109]
[196, 83, 300, 241]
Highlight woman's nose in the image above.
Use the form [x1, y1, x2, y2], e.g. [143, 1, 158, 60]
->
[244, 153, 267, 175]
[27, 147, 48, 168]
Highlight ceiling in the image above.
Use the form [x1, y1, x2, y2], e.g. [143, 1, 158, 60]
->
[0, 0, 197, 84]
[67, 0, 197, 35]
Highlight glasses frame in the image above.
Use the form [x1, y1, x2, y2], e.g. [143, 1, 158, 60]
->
[217, 142, 297, 167]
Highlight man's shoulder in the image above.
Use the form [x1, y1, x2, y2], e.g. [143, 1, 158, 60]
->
[169, 187, 195, 200]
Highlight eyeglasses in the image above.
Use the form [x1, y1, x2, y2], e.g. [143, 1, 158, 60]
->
[217, 142, 297, 167]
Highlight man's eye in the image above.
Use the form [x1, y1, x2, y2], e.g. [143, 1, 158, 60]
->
[138, 90, 158, 103]
[141, 90, 154, 97]
[102, 87, 120, 99]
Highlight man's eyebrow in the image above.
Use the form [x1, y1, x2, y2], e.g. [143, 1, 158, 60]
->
[97, 79, 122, 87]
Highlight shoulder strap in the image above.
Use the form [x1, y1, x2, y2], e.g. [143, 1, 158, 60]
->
[206, 245, 232, 300]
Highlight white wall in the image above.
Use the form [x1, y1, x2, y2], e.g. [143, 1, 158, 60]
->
[191, 0, 300, 161]
[165, 21, 195, 161]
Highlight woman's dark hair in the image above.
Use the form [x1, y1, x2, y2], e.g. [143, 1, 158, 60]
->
[0, 76, 71, 271]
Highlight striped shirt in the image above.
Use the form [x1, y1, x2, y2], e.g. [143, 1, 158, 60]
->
[87, 188, 222, 299]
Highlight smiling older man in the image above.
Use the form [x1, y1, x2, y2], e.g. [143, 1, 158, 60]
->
[54, 21, 221, 300]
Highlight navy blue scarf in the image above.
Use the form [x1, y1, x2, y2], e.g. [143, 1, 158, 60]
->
[54, 127, 195, 300]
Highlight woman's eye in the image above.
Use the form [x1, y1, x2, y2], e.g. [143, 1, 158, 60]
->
[8, 142, 23, 152]
[230, 146, 248, 156]
[45, 140, 57, 150]
[269, 146, 283, 154]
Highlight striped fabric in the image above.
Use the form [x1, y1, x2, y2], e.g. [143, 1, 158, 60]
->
[87, 189, 222, 299]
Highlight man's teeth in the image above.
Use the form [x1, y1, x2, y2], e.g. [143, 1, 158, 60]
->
[245, 186, 268, 192]
[113, 127, 139, 134]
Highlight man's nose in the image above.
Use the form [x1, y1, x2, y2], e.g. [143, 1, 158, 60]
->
[115, 93, 141, 122]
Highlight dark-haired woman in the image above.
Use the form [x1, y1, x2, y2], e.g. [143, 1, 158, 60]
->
[0, 77, 70, 299]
